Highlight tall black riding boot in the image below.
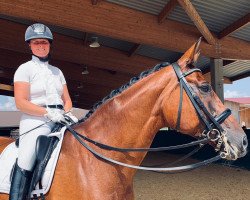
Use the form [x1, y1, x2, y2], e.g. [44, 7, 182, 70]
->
[9, 163, 32, 200]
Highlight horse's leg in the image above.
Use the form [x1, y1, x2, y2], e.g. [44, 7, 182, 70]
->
[0, 137, 14, 200]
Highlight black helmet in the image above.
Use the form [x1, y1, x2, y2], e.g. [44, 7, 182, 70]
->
[25, 23, 53, 42]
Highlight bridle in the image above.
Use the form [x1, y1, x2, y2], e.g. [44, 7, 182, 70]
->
[64, 62, 232, 173]
[172, 62, 231, 157]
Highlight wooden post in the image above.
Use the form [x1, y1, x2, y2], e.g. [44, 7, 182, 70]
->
[210, 58, 224, 103]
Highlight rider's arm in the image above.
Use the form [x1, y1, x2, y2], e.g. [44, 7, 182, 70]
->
[14, 82, 47, 116]
[62, 84, 72, 113]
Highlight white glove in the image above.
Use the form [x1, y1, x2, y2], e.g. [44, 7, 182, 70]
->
[63, 112, 79, 124]
[44, 108, 65, 123]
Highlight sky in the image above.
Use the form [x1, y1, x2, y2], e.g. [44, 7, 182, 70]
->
[224, 77, 250, 98]
[0, 77, 249, 111]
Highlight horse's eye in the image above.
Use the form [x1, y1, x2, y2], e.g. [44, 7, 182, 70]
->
[199, 84, 211, 93]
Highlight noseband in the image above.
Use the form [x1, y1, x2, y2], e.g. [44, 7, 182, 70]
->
[172, 62, 231, 158]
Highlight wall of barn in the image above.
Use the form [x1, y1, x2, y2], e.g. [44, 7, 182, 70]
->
[224, 100, 240, 122]
[225, 100, 250, 128]
[240, 106, 250, 128]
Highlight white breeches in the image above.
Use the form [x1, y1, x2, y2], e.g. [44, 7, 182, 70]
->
[17, 114, 55, 171]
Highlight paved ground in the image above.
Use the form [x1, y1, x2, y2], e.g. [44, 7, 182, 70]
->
[134, 152, 250, 200]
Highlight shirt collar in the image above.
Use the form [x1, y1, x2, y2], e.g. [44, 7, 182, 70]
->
[32, 55, 49, 66]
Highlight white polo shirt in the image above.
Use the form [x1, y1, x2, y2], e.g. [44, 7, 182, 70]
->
[14, 55, 66, 106]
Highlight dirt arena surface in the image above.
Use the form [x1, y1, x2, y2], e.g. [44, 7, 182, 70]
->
[134, 152, 250, 200]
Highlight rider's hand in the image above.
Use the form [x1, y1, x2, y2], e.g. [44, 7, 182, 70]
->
[63, 112, 79, 124]
[44, 108, 65, 123]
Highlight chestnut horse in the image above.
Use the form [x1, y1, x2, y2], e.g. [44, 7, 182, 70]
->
[0, 40, 247, 200]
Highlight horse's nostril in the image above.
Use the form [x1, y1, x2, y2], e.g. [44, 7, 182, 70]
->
[242, 136, 248, 148]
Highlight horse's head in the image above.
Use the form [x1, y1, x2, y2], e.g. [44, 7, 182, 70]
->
[161, 38, 247, 160]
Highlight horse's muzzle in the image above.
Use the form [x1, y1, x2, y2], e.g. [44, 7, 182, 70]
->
[221, 134, 248, 160]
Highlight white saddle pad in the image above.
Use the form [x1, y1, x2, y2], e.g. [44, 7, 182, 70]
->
[0, 126, 67, 198]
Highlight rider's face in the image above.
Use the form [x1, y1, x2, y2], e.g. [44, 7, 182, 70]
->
[29, 39, 50, 58]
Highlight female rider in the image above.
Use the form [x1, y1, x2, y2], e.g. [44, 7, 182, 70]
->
[10, 23, 77, 200]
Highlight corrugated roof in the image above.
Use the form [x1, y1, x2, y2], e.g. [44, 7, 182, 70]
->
[106, 0, 166, 15]
[223, 60, 250, 78]
[106, 0, 250, 78]
[179, 0, 250, 33]
[1, 2, 249, 79]
[137, 44, 182, 62]
[231, 25, 250, 42]
[107, 0, 250, 35]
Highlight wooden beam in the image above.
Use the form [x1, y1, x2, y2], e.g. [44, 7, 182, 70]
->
[177, 0, 216, 45]
[0, 68, 114, 98]
[66, 92, 102, 109]
[0, 1, 216, 58]
[0, 89, 13, 97]
[202, 60, 236, 74]
[0, 74, 100, 109]
[222, 76, 232, 84]
[73, 101, 96, 110]
[83, 32, 88, 46]
[0, 71, 109, 109]
[0, 48, 132, 89]
[201, 72, 232, 84]
[0, 19, 159, 75]
[0, 1, 250, 60]
[69, 91, 103, 102]
[219, 13, 250, 39]
[158, 0, 178, 24]
[0, 69, 15, 82]
[128, 44, 141, 57]
[91, 0, 99, 5]
[0, 76, 13, 85]
[0, 67, 4, 73]
[0, 83, 13, 91]
[67, 80, 113, 98]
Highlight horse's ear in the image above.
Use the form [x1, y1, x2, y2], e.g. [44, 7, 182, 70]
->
[177, 37, 202, 68]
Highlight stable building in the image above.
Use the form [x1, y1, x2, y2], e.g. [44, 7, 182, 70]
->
[225, 97, 250, 128]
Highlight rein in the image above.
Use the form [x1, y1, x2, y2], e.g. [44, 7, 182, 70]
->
[0, 120, 52, 148]
[66, 124, 222, 172]
[73, 128, 209, 152]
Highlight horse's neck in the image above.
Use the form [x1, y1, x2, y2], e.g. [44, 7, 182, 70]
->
[51, 68, 174, 198]
[83, 68, 171, 150]
[0, 137, 13, 153]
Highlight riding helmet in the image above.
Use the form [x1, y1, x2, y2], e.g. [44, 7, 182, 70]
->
[25, 23, 53, 43]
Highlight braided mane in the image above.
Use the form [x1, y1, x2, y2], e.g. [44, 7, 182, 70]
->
[78, 62, 170, 123]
